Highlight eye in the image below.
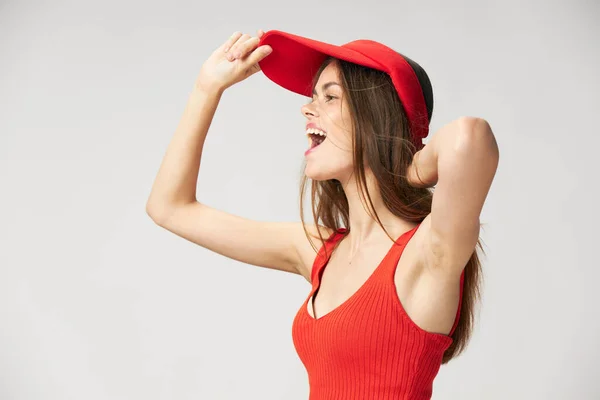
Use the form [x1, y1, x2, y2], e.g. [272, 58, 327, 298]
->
[305, 94, 337, 105]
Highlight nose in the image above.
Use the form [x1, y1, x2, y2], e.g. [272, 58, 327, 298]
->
[301, 100, 318, 118]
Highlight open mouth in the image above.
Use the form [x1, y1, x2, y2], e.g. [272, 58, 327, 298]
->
[307, 132, 326, 150]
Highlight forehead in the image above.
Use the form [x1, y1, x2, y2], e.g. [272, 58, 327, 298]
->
[315, 62, 340, 85]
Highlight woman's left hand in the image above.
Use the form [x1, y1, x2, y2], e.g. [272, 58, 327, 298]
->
[407, 146, 438, 188]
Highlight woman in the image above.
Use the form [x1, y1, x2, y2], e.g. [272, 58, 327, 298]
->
[146, 29, 499, 399]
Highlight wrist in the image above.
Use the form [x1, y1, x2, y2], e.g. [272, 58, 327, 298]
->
[407, 118, 471, 188]
[188, 84, 225, 105]
[193, 78, 226, 97]
[407, 146, 438, 188]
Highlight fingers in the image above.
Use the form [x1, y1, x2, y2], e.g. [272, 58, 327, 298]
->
[221, 29, 272, 78]
[243, 43, 272, 68]
[224, 30, 268, 61]
[224, 33, 249, 61]
[223, 31, 243, 53]
[228, 34, 257, 61]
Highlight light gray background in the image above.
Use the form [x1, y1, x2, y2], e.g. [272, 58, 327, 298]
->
[1, 0, 599, 399]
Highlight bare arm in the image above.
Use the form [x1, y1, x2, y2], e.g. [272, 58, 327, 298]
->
[145, 31, 326, 281]
[408, 117, 499, 274]
[146, 87, 221, 215]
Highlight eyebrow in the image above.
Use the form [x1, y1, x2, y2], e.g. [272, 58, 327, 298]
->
[312, 81, 341, 95]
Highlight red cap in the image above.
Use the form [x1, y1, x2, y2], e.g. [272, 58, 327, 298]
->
[257, 29, 429, 150]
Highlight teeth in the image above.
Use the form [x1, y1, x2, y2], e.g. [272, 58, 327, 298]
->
[306, 128, 327, 137]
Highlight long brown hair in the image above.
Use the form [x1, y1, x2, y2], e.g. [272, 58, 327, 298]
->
[299, 55, 484, 364]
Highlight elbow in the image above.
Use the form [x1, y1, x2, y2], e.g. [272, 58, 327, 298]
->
[455, 117, 499, 159]
[146, 202, 161, 224]
[146, 201, 171, 226]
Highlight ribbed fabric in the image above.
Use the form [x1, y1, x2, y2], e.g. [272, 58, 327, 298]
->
[292, 223, 464, 400]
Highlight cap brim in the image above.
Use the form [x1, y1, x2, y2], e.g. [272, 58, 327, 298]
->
[257, 30, 377, 97]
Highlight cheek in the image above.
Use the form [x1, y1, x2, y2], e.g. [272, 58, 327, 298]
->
[324, 129, 353, 151]
[327, 145, 353, 166]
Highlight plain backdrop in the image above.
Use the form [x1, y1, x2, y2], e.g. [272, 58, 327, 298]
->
[1, 0, 599, 399]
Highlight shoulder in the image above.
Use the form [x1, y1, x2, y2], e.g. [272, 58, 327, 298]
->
[293, 223, 339, 283]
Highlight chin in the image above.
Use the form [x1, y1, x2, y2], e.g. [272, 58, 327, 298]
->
[304, 168, 333, 182]
[304, 152, 353, 181]
[304, 164, 348, 182]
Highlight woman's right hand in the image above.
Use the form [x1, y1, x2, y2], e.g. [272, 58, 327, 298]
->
[195, 30, 273, 93]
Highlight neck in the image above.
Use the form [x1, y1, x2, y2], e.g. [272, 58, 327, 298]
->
[339, 170, 412, 253]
